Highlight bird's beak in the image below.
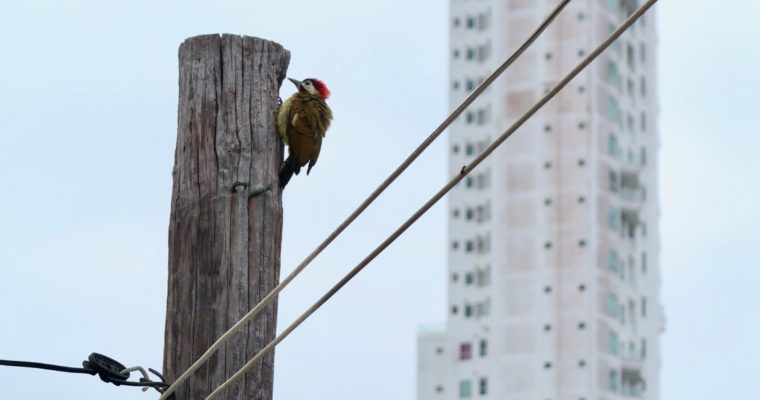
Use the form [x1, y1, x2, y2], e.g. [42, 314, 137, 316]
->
[288, 77, 301, 88]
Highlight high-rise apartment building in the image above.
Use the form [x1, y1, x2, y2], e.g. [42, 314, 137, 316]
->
[417, 1, 662, 399]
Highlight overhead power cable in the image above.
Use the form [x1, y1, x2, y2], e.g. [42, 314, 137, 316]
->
[158, 1, 572, 398]
[0, 353, 169, 393]
[206, 0, 658, 398]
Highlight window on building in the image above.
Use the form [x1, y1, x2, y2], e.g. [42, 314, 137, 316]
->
[607, 96, 620, 123]
[641, 296, 647, 318]
[465, 272, 474, 285]
[609, 330, 619, 354]
[578, 195, 586, 203]
[477, 108, 489, 125]
[641, 252, 647, 274]
[466, 47, 475, 60]
[479, 339, 488, 357]
[459, 342, 472, 360]
[544, 324, 552, 332]
[641, 338, 647, 359]
[477, 13, 490, 31]
[465, 240, 474, 253]
[453, 49, 460, 59]
[609, 369, 619, 392]
[452, 80, 460, 90]
[452, 144, 460, 155]
[640, 76, 647, 97]
[451, 305, 458, 315]
[466, 79, 475, 91]
[544, 286, 552, 294]
[607, 61, 620, 88]
[608, 250, 619, 272]
[544, 124, 552, 133]
[609, 171, 619, 192]
[579, 239, 587, 247]
[640, 111, 647, 132]
[451, 272, 459, 282]
[459, 380, 472, 398]
[544, 362, 552, 369]
[476, 233, 491, 253]
[545, 52, 553, 61]
[578, 158, 586, 166]
[475, 203, 490, 222]
[465, 208, 474, 220]
[435, 384, 443, 393]
[609, 133, 619, 157]
[626, 43, 635, 71]
[477, 42, 491, 62]
[640, 42, 646, 63]
[544, 198, 552, 206]
[579, 359, 586, 368]
[452, 240, 459, 250]
[465, 176, 473, 188]
[608, 0, 619, 13]
[640, 146, 647, 166]
[435, 347, 443, 355]
[476, 266, 491, 287]
[465, 111, 474, 124]
[453, 17, 461, 27]
[578, 322, 586, 330]
[579, 284, 586, 292]
[464, 304, 473, 318]
[608, 207, 619, 231]
[544, 241, 553, 249]
[466, 16, 476, 29]
[544, 161, 552, 169]
[476, 299, 490, 317]
[479, 377, 488, 395]
[608, 293, 619, 317]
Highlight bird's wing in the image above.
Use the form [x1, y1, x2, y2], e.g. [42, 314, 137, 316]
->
[307, 137, 322, 175]
[277, 97, 294, 145]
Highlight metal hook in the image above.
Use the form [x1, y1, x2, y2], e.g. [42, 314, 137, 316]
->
[120, 366, 151, 392]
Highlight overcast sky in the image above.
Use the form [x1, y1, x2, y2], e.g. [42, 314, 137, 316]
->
[0, 1, 757, 399]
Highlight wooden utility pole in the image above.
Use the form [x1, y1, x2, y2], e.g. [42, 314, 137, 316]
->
[163, 34, 289, 399]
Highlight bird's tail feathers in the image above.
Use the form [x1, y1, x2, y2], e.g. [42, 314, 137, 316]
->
[279, 156, 302, 189]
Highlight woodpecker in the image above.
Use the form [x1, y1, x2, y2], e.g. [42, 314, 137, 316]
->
[277, 77, 333, 188]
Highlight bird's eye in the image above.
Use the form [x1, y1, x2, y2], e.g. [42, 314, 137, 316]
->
[304, 81, 312, 86]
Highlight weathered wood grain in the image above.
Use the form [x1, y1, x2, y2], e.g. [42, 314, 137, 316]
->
[164, 34, 289, 399]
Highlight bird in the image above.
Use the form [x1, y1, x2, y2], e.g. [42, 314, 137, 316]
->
[277, 77, 333, 189]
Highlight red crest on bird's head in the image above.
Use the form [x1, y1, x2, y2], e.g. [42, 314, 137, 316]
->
[307, 78, 331, 100]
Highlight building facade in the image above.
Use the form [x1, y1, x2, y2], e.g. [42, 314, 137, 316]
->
[417, 1, 662, 399]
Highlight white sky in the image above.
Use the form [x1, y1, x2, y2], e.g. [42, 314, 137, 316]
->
[0, 1, 757, 399]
